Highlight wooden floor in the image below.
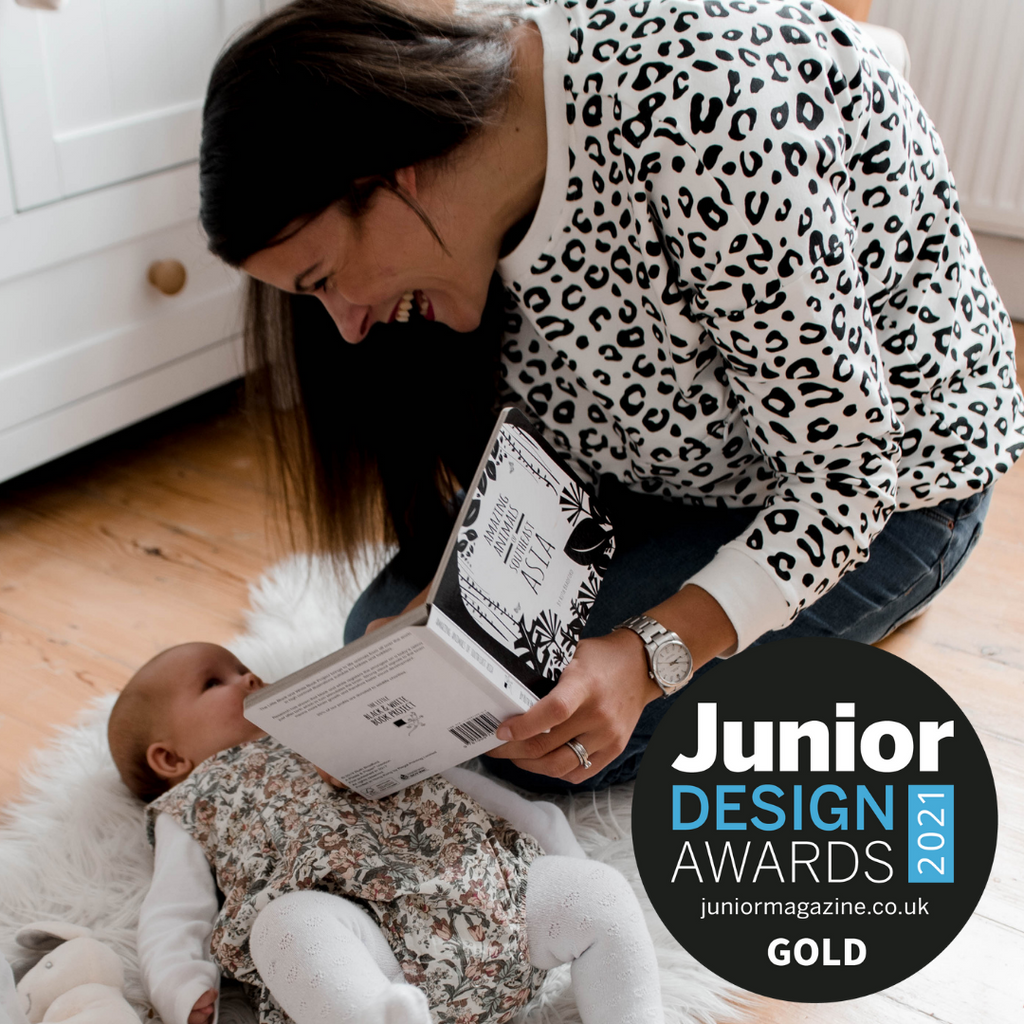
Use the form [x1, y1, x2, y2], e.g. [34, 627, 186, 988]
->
[0, 384, 283, 800]
[1, 327, 1022, 1023]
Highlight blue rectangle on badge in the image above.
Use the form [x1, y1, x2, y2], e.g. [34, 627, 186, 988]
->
[908, 786, 953, 883]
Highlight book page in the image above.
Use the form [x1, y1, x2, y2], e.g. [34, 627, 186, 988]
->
[245, 625, 534, 798]
[427, 605, 538, 711]
[247, 628, 431, 728]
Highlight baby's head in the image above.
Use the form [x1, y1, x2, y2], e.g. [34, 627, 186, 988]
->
[108, 642, 266, 801]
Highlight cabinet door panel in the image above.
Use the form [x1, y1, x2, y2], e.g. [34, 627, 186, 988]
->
[0, 335, 243, 485]
[0, 0, 262, 210]
[0, 102, 13, 221]
[56, 103, 203, 199]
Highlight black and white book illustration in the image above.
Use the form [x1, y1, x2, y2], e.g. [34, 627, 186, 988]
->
[429, 407, 615, 691]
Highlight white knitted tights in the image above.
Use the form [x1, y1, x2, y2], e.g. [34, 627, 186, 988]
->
[248, 856, 664, 1024]
[249, 891, 428, 1024]
[525, 856, 665, 1024]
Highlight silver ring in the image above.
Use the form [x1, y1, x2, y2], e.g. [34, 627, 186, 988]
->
[565, 739, 592, 770]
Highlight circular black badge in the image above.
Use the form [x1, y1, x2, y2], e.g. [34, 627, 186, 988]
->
[632, 638, 997, 1002]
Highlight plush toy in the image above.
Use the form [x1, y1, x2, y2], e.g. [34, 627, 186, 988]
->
[7, 922, 138, 1024]
[1, 958, 26, 1024]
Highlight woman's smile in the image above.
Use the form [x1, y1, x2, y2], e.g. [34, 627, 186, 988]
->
[389, 291, 436, 324]
[241, 178, 491, 343]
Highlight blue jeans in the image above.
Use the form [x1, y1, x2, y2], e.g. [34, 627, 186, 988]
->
[344, 479, 991, 794]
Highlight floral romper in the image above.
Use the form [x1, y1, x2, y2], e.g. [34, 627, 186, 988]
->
[146, 737, 545, 1024]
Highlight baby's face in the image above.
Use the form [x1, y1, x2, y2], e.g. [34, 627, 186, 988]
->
[150, 643, 267, 771]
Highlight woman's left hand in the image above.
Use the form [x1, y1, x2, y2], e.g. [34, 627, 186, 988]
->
[485, 628, 661, 782]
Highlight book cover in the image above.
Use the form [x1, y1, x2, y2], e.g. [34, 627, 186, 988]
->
[428, 406, 615, 695]
[244, 406, 615, 796]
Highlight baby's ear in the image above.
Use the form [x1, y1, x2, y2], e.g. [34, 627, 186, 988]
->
[146, 742, 193, 782]
[394, 164, 418, 199]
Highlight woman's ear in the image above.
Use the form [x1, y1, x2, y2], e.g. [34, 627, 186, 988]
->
[146, 741, 194, 782]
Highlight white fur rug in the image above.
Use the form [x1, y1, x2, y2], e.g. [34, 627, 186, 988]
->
[0, 554, 740, 1024]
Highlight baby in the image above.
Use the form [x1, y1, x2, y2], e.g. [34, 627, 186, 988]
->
[109, 643, 665, 1024]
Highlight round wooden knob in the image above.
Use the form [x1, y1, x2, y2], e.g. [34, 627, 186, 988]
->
[147, 259, 187, 296]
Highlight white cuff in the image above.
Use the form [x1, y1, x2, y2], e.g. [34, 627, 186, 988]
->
[685, 547, 791, 655]
[174, 977, 219, 1024]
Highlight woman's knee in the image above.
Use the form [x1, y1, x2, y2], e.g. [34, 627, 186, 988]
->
[343, 559, 424, 643]
[760, 487, 993, 646]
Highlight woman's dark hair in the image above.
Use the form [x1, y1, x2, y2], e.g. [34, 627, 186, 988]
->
[201, 0, 519, 265]
[248, 279, 507, 580]
[200, 0, 519, 572]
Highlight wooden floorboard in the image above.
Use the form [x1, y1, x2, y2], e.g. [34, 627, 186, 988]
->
[1, 324, 1022, 1022]
[0, 385, 284, 799]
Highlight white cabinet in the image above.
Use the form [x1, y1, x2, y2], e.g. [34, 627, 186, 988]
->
[0, 0, 261, 210]
[0, 0, 268, 483]
[0, 91, 13, 220]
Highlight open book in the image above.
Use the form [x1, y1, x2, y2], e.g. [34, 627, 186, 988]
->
[244, 407, 616, 797]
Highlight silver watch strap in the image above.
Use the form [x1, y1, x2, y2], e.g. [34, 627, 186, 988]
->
[615, 614, 693, 695]
[618, 613, 672, 646]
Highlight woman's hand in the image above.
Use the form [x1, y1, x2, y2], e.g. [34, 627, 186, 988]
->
[485, 629, 661, 782]
[487, 584, 738, 782]
[188, 989, 217, 1024]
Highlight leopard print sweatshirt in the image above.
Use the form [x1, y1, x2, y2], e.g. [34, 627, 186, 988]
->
[497, 0, 1024, 647]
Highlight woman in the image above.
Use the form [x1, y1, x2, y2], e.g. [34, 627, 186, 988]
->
[199, 0, 1023, 793]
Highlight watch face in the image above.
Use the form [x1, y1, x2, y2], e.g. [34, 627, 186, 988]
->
[653, 641, 692, 686]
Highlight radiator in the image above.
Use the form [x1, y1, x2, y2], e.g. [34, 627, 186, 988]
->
[870, 0, 1024, 241]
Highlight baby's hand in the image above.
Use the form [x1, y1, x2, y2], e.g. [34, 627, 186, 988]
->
[188, 988, 217, 1024]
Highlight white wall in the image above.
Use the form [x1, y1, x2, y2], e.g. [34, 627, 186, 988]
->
[869, 0, 1024, 320]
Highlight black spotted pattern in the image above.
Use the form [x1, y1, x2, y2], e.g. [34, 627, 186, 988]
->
[498, 0, 1024, 624]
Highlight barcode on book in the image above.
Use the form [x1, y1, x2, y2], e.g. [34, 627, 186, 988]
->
[449, 711, 502, 746]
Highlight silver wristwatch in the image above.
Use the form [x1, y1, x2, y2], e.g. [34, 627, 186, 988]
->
[615, 614, 693, 696]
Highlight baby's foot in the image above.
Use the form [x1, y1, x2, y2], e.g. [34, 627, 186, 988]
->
[377, 983, 431, 1024]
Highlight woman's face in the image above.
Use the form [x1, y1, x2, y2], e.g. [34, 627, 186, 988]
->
[242, 167, 500, 343]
